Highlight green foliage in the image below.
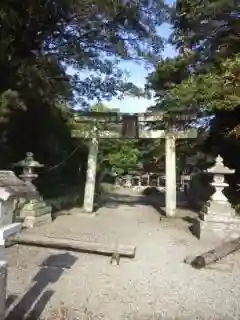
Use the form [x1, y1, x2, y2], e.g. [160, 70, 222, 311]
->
[107, 140, 141, 175]
[158, 54, 240, 114]
[0, 0, 167, 109]
[0, 0, 169, 192]
[172, 0, 239, 61]
[146, 0, 240, 180]
[147, 55, 191, 92]
[148, 0, 240, 118]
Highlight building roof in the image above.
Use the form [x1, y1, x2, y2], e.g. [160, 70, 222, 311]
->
[0, 170, 36, 196]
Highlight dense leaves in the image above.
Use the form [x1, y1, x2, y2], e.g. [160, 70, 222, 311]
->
[172, 0, 240, 61]
[101, 140, 141, 175]
[148, 0, 240, 118]
[0, 0, 167, 109]
[0, 0, 169, 192]
[147, 0, 240, 193]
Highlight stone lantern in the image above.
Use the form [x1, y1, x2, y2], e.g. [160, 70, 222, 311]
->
[199, 155, 240, 240]
[14, 152, 52, 228]
[207, 155, 234, 203]
[14, 152, 43, 191]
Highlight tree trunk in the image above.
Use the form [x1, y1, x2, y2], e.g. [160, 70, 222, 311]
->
[11, 233, 136, 258]
[191, 237, 240, 269]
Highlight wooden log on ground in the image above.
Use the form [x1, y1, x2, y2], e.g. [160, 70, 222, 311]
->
[11, 233, 136, 258]
[191, 237, 240, 269]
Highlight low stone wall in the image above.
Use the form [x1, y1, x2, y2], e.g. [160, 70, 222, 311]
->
[130, 185, 165, 194]
[0, 261, 7, 320]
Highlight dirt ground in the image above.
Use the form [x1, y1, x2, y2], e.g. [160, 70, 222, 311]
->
[5, 189, 240, 319]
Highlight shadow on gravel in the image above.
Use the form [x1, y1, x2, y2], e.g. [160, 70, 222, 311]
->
[96, 187, 166, 216]
[6, 252, 77, 320]
[97, 187, 196, 219]
[182, 216, 201, 239]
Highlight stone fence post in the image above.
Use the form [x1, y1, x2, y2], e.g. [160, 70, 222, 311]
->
[0, 223, 22, 320]
[0, 261, 7, 320]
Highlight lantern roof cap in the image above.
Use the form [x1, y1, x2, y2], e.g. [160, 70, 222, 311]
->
[14, 152, 44, 168]
[206, 155, 235, 175]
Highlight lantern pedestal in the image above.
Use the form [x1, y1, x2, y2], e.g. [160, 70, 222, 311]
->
[199, 155, 240, 240]
[15, 197, 52, 228]
[200, 201, 240, 240]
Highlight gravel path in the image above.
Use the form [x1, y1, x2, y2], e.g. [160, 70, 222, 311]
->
[5, 189, 240, 319]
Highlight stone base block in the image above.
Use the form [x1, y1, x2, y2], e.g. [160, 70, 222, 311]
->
[15, 198, 52, 228]
[200, 200, 236, 220]
[0, 261, 7, 320]
[22, 213, 52, 229]
[199, 217, 240, 241]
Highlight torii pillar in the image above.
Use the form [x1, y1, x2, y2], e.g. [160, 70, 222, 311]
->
[83, 129, 99, 213]
[165, 134, 177, 217]
[164, 130, 197, 216]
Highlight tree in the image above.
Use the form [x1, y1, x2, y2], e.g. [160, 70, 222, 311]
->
[0, 0, 168, 111]
[0, 0, 169, 190]
[148, 0, 240, 117]
[107, 140, 141, 175]
[147, 0, 240, 170]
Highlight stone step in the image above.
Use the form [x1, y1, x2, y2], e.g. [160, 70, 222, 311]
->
[36, 205, 52, 217]
[22, 200, 51, 211]
[16, 203, 52, 221]
[25, 205, 51, 216]
[15, 205, 52, 222]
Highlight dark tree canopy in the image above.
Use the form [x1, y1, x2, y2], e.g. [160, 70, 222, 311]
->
[172, 0, 240, 62]
[0, 0, 169, 189]
[0, 0, 168, 109]
[148, 0, 240, 116]
[147, 0, 240, 178]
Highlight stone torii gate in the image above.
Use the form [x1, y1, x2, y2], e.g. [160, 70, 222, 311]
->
[72, 111, 197, 217]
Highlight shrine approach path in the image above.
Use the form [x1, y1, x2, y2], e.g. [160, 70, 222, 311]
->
[5, 187, 240, 319]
